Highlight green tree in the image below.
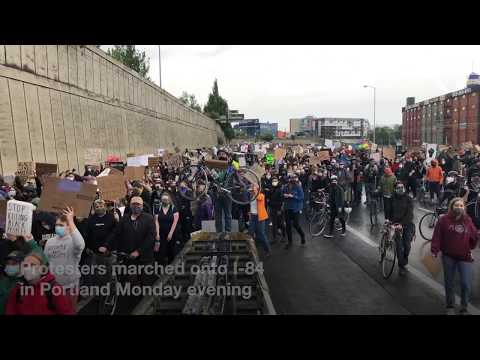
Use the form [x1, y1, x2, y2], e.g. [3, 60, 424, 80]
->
[203, 79, 234, 141]
[179, 91, 202, 112]
[107, 45, 150, 79]
[260, 133, 274, 142]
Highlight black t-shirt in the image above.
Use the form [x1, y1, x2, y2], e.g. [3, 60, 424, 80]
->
[86, 213, 117, 251]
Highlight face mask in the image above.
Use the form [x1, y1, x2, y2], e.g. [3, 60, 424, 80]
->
[452, 208, 464, 217]
[272, 181, 279, 187]
[95, 208, 106, 216]
[5, 264, 20, 277]
[131, 206, 143, 215]
[23, 265, 43, 283]
[8, 190, 16, 198]
[55, 226, 66, 237]
[396, 188, 405, 195]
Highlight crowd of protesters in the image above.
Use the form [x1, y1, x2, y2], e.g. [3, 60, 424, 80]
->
[2, 141, 480, 315]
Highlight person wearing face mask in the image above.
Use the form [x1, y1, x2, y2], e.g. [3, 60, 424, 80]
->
[425, 159, 443, 204]
[5, 253, 75, 315]
[379, 167, 397, 221]
[193, 184, 214, 231]
[261, 171, 273, 213]
[248, 184, 271, 257]
[44, 207, 85, 311]
[154, 193, 180, 265]
[212, 150, 233, 233]
[0, 251, 25, 314]
[431, 198, 480, 315]
[31, 211, 57, 248]
[390, 182, 414, 276]
[269, 177, 286, 243]
[282, 174, 305, 249]
[323, 175, 346, 238]
[85, 199, 117, 254]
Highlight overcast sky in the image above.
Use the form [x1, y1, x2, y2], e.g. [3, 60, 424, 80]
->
[101, 45, 480, 132]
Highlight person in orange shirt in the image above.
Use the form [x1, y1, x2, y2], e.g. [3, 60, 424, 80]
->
[248, 184, 272, 257]
[425, 159, 443, 203]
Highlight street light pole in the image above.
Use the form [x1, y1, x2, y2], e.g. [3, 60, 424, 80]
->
[158, 45, 162, 89]
[363, 85, 376, 145]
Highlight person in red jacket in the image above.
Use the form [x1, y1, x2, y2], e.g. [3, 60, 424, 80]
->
[5, 253, 75, 315]
[431, 197, 479, 315]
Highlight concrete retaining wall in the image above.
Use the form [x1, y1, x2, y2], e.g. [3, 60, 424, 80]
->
[0, 45, 223, 175]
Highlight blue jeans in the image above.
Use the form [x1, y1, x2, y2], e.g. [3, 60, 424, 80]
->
[249, 215, 271, 253]
[214, 194, 232, 233]
[442, 255, 473, 308]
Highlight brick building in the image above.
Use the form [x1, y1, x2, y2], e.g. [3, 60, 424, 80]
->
[402, 73, 480, 147]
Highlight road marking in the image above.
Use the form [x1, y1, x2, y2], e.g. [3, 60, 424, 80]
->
[346, 224, 480, 315]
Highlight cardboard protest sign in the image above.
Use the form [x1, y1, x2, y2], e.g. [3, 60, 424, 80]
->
[475, 145, 480, 153]
[166, 154, 183, 168]
[84, 148, 102, 165]
[204, 159, 228, 170]
[266, 153, 274, 166]
[148, 157, 162, 168]
[5, 200, 34, 236]
[371, 152, 381, 163]
[421, 252, 442, 278]
[0, 200, 7, 230]
[318, 150, 331, 162]
[424, 144, 437, 166]
[97, 167, 123, 178]
[383, 147, 395, 160]
[127, 154, 152, 167]
[274, 148, 286, 161]
[97, 175, 126, 202]
[38, 177, 97, 218]
[124, 166, 145, 181]
[16, 162, 35, 177]
[35, 163, 58, 178]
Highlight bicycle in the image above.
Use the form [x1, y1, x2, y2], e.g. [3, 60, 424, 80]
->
[309, 203, 349, 237]
[85, 249, 134, 315]
[306, 189, 327, 221]
[367, 190, 381, 226]
[176, 158, 261, 206]
[378, 221, 401, 279]
[418, 206, 447, 242]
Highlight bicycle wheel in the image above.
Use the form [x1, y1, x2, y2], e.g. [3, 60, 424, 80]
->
[378, 232, 387, 263]
[419, 212, 437, 241]
[309, 210, 328, 237]
[98, 282, 118, 315]
[369, 200, 378, 226]
[177, 165, 208, 201]
[382, 237, 397, 279]
[228, 167, 261, 205]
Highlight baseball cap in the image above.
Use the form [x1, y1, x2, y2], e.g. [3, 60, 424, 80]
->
[6, 251, 25, 263]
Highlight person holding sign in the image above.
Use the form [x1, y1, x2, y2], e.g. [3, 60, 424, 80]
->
[44, 207, 85, 311]
[431, 198, 479, 315]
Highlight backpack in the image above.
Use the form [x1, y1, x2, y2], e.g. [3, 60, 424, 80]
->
[16, 279, 57, 312]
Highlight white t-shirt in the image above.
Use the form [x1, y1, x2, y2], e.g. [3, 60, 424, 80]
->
[250, 199, 258, 215]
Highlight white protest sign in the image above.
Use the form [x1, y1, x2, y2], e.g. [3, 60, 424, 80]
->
[424, 144, 437, 167]
[127, 154, 153, 167]
[5, 200, 34, 236]
[324, 139, 333, 149]
[239, 157, 246, 167]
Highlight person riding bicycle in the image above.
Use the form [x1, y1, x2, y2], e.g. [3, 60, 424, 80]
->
[379, 167, 397, 221]
[390, 182, 415, 276]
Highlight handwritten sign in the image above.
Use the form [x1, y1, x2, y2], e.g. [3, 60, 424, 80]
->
[274, 148, 286, 161]
[35, 163, 58, 178]
[84, 148, 102, 165]
[166, 154, 183, 168]
[5, 200, 34, 236]
[383, 147, 395, 160]
[124, 166, 145, 181]
[148, 157, 162, 168]
[97, 175, 126, 202]
[127, 154, 152, 167]
[38, 177, 97, 218]
[16, 162, 35, 177]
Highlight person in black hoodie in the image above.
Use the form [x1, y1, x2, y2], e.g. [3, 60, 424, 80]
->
[390, 182, 414, 276]
[269, 177, 285, 243]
